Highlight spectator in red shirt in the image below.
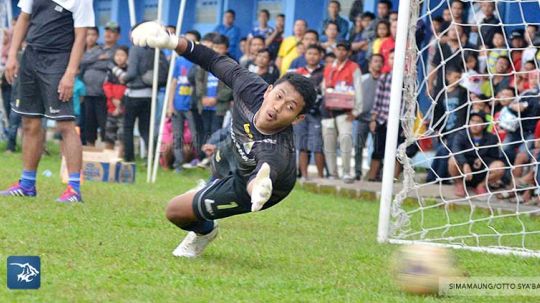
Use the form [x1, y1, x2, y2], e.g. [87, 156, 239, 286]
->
[103, 46, 128, 154]
[321, 42, 363, 183]
[379, 20, 396, 73]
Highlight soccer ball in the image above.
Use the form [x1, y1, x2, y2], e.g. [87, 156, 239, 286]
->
[392, 244, 460, 295]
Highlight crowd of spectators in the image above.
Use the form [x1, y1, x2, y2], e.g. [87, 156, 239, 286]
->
[1, 0, 540, 204]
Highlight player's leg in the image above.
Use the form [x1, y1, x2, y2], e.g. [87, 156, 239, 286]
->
[166, 184, 218, 258]
[38, 57, 83, 202]
[57, 120, 83, 201]
[166, 174, 259, 258]
[1, 47, 43, 197]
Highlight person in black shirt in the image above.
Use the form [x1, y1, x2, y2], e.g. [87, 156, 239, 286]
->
[1, 0, 94, 202]
[448, 111, 505, 197]
[131, 22, 316, 258]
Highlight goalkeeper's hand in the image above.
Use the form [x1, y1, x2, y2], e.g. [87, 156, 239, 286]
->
[249, 163, 273, 212]
[131, 21, 179, 50]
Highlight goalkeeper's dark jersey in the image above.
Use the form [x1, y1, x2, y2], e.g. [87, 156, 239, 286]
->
[183, 40, 297, 204]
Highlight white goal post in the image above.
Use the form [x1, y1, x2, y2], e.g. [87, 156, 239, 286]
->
[377, 0, 540, 257]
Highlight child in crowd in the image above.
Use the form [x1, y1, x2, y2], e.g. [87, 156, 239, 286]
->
[370, 20, 391, 56]
[103, 46, 128, 155]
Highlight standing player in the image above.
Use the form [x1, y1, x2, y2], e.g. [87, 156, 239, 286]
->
[131, 22, 316, 258]
[0, 0, 94, 202]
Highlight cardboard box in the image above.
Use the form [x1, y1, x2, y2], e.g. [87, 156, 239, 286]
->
[61, 147, 136, 184]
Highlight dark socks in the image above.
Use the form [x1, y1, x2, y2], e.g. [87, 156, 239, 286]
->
[182, 220, 215, 235]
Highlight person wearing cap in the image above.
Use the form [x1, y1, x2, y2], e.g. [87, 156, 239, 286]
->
[321, 41, 363, 183]
[448, 111, 505, 197]
[80, 21, 121, 146]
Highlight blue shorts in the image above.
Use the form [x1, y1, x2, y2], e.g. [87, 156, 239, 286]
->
[293, 114, 323, 153]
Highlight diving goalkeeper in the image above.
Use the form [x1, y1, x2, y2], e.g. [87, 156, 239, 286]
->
[131, 22, 316, 258]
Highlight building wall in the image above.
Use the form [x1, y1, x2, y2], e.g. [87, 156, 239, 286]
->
[7, 0, 540, 47]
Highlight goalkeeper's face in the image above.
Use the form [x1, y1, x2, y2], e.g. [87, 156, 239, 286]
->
[257, 82, 306, 132]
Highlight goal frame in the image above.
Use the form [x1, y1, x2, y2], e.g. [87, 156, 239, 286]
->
[376, 0, 540, 258]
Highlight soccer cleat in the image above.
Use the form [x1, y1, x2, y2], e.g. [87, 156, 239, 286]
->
[172, 221, 219, 258]
[0, 182, 37, 197]
[56, 185, 83, 203]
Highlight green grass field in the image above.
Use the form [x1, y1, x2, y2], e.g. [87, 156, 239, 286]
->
[1, 142, 540, 302]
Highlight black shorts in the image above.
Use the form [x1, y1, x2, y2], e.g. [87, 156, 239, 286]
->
[192, 170, 283, 221]
[13, 46, 75, 120]
[466, 158, 498, 187]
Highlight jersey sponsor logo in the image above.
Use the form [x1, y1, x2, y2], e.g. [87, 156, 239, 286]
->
[243, 123, 254, 139]
[217, 202, 238, 210]
[49, 107, 60, 114]
[204, 199, 215, 216]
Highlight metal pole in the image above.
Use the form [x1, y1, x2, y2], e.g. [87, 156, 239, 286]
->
[146, 0, 164, 182]
[6, 0, 12, 25]
[127, 0, 136, 27]
[376, 0, 412, 243]
[151, 0, 187, 183]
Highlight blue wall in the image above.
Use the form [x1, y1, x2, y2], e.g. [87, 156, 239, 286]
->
[8, 0, 540, 46]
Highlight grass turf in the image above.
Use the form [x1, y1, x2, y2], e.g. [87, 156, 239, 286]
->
[1, 142, 540, 302]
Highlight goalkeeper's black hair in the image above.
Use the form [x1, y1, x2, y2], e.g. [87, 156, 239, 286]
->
[274, 73, 317, 115]
[185, 30, 201, 42]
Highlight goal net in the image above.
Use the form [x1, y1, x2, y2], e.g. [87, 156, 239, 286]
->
[378, 0, 540, 257]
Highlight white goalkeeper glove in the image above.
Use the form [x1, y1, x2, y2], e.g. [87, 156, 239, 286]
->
[250, 163, 273, 212]
[131, 21, 179, 50]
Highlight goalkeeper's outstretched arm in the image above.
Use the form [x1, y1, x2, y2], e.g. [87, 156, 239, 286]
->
[131, 21, 261, 100]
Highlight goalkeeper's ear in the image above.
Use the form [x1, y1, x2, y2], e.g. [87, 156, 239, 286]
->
[292, 114, 305, 125]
